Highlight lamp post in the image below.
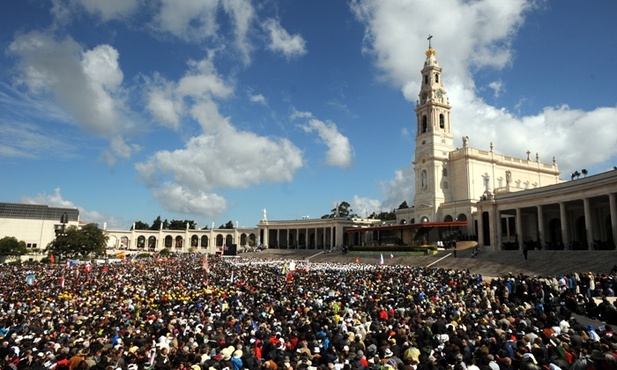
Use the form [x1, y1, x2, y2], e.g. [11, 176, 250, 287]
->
[54, 213, 68, 237]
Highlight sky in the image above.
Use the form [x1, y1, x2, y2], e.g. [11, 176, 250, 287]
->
[1, 0, 616, 230]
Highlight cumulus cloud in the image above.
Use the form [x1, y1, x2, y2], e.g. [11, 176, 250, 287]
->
[138, 55, 305, 218]
[299, 118, 354, 168]
[292, 109, 353, 168]
[222, 0, 255, 64]
[381, 165, 416, 211]
[21, 188, 125, 228]
[152, 183, 227, 216]
[136, 127, 304, 217]
[8, 31, 137, 162]
[351, 195, 385, 218]
[153, 0, 220, 42]
[263, 18, 307, 59]
[145, 55, 233, 130]
[350, 0, 617, 206]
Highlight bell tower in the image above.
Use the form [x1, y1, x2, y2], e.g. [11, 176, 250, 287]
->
[412, 36, 454, 221]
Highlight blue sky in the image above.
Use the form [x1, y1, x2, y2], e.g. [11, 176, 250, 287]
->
[1, 0, 616, 230]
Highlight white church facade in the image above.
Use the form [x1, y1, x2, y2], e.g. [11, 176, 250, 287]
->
[394, 43, 617, 251]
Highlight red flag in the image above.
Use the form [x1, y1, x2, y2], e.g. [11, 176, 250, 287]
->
[50, 254, 55, 264]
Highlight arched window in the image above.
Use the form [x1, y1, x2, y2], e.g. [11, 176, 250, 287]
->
[424, 74, 428, 85]
[439, 114, 445, 129]
[435, 73, 439, 83]
[422, 115, 428, 133]
[442, 168, 447, 177]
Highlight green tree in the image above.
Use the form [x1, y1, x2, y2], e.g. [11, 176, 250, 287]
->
[45, 223, 108, 259]
[150, 216, 169, 230]
[372, 210, 396, 221]
[322, 201, 357, 218]
[0, 236, 28, 257]
[132, 221, 150, 230]
[168, 220, 197, 230]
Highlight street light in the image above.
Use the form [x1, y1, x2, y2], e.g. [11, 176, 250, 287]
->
[54, 213, 69, 237]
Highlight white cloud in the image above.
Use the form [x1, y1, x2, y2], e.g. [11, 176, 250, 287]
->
[8, 32, 136, 163]
[145, 55, 233, 130]
[263, 19, 307, 59]
[138, 54, 305, 217]
[249, 92, 267, 106]
[50, 0, 140, 23]
[381, 165, 416, 210]
[153, 0, 220, 42]
[222, 0, 256, 65]
[351, 195, 384, 218]
[20, 188, 125, 228]
[75, 0, 139, 21]
[137, 126, 304, 191]
[298, 117, 354, 169]
[152, 183, 228, 217]
[488, 80, 504, 98]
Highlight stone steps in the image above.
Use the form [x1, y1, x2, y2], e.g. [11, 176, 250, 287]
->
[248, 248, 617, 279]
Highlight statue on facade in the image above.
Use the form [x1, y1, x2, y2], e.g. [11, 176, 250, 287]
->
[462, 136, 469, 147]
[506, 170, 512, 184]
[262, 208, 267, 221]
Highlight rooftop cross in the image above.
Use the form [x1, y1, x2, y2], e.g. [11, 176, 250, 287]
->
[427, 34, 433, 48]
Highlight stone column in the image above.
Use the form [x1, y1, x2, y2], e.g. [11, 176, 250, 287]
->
[496, 211, 503, 251]
[583, 198, 593, 249]
[477, 210, 485, 247]
[610, 193, 617, 247]
[559, 202, 568, 249]
[515, 208, 522, 250]
[537, 205, 545, 249]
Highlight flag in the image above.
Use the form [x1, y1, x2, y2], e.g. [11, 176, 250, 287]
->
[84, 262, 91, 273]
[49, 254, 55, 264]
[26, 274, 35, 285]
[390, 254, 394, 260]
[354, 257, 359, 264]
[289, 260, 296, 271]
[60, 276, 65, 288]
[378, 254, 384, 266]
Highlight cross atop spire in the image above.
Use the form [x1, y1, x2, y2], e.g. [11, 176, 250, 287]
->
[427, 34, 433, 48]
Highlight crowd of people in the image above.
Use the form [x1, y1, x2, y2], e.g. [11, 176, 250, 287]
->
[1, 254, 617, 370]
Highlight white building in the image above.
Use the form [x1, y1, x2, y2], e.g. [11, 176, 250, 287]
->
[0, 202, 80, 251]
[392, 43, 617, 251]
